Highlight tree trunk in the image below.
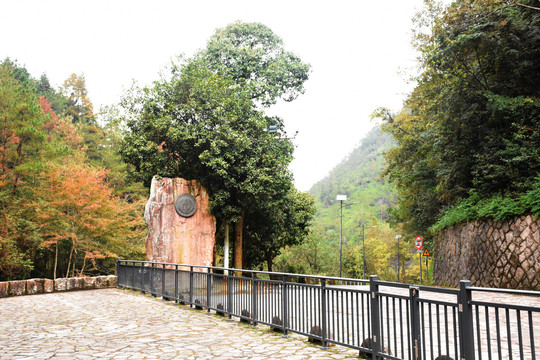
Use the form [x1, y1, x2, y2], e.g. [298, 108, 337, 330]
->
[53, 241, 58, 281]
[266, 256, 273, 273]
[65, 242, 74, 278]
[80, 254, 87, 276]
[234, 212, 244, 276]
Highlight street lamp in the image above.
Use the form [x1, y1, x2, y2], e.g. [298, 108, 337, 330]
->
[395, 235, 402, 282]
[337, 195, 347, 278]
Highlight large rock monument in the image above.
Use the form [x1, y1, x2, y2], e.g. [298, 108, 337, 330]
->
[144, 176, 216, 268]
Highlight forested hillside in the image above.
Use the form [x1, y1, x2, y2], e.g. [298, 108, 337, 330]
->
[374, 0, 540, 240]
[310, 126, 395, 218]
[273, 128, 421, 281]
[0, 59, 147, 281]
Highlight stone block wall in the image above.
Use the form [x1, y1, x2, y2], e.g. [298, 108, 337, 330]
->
[0, 275, 117, 298]
[433, 215, 540, 290]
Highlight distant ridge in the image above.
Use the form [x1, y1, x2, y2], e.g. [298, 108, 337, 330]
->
[308, 126, 396, 236]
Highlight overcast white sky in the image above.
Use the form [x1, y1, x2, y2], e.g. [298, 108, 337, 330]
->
[1, 0, 428, 191]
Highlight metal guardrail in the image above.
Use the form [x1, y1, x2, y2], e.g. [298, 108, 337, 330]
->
[116, 260, 539, 360]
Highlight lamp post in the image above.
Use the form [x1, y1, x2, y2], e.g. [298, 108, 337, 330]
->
[395, 235, 402, 282]
[336, 196, 371, 278]
[336, 195, 347, 278]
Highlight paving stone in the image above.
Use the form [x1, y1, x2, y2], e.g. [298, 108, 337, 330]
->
[0, 289, 357, 359]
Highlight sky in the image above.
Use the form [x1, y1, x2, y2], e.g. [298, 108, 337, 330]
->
[1, 0, 428, 191]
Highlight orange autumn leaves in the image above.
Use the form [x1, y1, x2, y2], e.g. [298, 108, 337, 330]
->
[1, 65, 145, 280]
[34, 95, 144, 278]
[35, 161, 143, 277]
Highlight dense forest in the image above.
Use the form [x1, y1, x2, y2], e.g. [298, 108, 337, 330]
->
[0, 59, 148, 281]
[373, 0, 540, 241]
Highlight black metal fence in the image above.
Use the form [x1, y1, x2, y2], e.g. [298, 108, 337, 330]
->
[116, 260, 539, 360]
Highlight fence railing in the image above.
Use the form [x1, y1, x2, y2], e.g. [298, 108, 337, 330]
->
[116, 260, 539, 360]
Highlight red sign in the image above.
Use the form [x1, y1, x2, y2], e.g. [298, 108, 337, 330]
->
[415, 236, 423, 250]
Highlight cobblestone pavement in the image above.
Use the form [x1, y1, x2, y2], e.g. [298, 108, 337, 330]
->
[0, 289, 359, 359]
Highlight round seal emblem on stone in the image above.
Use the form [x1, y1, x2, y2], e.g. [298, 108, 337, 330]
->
[174, 194, 197, 218]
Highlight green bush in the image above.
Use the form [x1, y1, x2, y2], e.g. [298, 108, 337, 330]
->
[431, 174, 540, 233]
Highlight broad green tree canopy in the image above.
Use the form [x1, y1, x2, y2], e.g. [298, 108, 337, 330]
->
[199, 21, 311, 107]
[120, 22, 315, 270]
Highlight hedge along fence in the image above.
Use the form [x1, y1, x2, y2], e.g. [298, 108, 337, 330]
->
[0, 275, 117, 298]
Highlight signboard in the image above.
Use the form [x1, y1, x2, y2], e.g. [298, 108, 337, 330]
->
[415, 236, 423, 250]
[423, 249, 431, 257]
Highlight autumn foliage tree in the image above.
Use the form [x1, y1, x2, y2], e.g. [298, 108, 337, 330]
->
[35, 160, 144, 279]
[0, 60, 146, 281]
[62, 73, 95, 124]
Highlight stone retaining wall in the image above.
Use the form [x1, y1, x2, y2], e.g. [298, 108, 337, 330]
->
[433, 214, 539, 290]
[0, 275, 117, 298]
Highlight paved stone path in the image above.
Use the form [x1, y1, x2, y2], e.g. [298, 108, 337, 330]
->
[0, 289, 359, 359]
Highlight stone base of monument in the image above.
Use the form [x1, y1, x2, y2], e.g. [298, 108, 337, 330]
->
[145, 177, 216, 268]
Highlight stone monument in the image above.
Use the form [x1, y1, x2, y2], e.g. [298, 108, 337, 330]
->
[144, 176, 216, 268]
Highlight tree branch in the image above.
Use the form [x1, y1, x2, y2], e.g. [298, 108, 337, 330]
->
[514, 2, 540, 11]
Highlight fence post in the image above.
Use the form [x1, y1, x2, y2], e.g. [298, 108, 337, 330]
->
[370, 275, 381, 360]
[252, 273, 258, 327]
[150, 262, 155, 297]
[206, 268, 212, 314]
[410, 286, 421, 360]
[116, 259, 120, 288]
[162, 263, 166, 299]
[174, 265, 179, 303]
[189, 266, 194, 308]
[129, 262, 134, 290]
[282, 275, 288, 337]
[227, 272, 233, 320]
[459, 280, 475, 360]
[140, 263, 144, 293]
[321, 278, 328, 349]
[128, 261, 133, 289]
[130, 262, 135, 290]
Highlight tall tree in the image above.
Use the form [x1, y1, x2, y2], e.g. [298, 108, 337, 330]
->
[121, 22, 314, 270]
[0, 61, 147, 281]
[376, 0, 540, 236]
[196, 21, 311, 268]
[199, 21, 311, 107]
[0, 64, 46, 280]
[62, 73, 95, 124]
[121, 61, 300, 267]
[34, 160, 144, 279]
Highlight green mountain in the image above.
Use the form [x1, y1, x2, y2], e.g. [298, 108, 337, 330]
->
[274, 127, 405, 278]
[308, 126, 396, 241]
